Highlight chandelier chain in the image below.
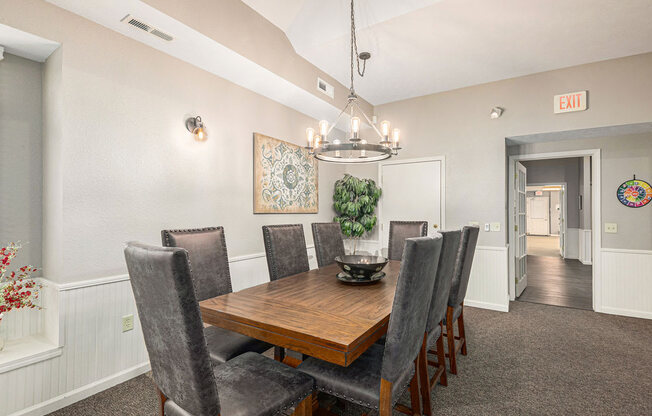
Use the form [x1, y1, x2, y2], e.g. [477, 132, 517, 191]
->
[350, 0, 366, 96]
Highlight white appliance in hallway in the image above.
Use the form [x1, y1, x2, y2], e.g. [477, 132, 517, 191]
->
[379, 157, 444, 254]
[527, 196, 550, 235]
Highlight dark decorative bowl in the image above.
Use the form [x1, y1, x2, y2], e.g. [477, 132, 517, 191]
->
[334, 255, 389, 280]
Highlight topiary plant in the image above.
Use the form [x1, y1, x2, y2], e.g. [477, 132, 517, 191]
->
[333, 174, 382, 253]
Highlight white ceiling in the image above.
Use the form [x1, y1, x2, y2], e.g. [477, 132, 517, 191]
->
[243, 0, 652, 104]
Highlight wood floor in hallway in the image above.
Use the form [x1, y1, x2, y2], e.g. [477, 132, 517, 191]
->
[517, 255, 593, 310]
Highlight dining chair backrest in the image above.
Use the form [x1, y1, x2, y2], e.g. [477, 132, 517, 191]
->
[161, 227, 232, 301]
[381, 235, 442, 384]
[311, 222, 346, 268]
[425, 230, 462, 336]
[124, 242, 220, 416]
[262, 224, 310, 281]
[387, 221, 428, 261]
[448, 226, 480, 307]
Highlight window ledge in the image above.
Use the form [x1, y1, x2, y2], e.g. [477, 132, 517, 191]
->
[0, 335, 62, 373]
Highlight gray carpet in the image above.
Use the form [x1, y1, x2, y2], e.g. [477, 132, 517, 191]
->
[50, 302, 652, 415]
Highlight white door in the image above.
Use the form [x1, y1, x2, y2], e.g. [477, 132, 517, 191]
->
[515, 162, 527, 297]
[379, 158, 443, 256]
[527, 196, 550, 235]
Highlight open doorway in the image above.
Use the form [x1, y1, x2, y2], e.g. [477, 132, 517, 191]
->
[509, 155, 595, 311]
[526, 184, 565, 257]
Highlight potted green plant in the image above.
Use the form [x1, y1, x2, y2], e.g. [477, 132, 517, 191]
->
[333, 174, 382, 254]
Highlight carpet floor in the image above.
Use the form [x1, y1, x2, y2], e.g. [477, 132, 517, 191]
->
[50, 302, 652, 415]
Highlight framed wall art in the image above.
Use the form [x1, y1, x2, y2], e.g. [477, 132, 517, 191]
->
[253, 133, 318, 214]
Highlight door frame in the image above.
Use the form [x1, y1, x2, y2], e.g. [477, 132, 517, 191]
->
[527, 182, 567, 257]
[378, 156, 446, 250]
[508, 149, 601, 312]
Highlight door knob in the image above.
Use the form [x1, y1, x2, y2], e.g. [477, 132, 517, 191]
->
[433, 224, 439, 229]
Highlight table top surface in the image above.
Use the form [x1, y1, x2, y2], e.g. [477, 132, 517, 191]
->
[199, 261, 401, 366]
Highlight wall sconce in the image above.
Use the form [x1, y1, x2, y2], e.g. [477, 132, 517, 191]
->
[490, 107, 504, 119]
[185, 115, 207, 141]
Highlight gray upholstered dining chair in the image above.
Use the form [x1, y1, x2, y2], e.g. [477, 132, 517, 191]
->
[262, 224, 310, 281]
[311, 222, 346, 268]
[124, 242, 314, 416]
[161, 227, 271, 364]
[444, 225, 480, 375]
[387, 221, 428, 261]
[420, 230, 461, 415]
[262, 224, 311, 363]
[298, 235, 443, 416]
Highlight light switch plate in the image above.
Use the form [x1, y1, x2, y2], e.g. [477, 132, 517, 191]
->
[122, 314, 134, 332]
[490, 222, 501, 232]
[484, 223, 490, 232]
[605, 223, 618, 233]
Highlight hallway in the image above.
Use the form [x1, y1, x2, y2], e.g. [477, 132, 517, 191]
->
[527, 235, 561, 257]
[518, 255, 593, 310]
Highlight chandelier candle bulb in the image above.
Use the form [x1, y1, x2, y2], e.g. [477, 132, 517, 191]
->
[351, 116, 361, 140]
[319, 120, 329, 136]
[306, 127, 315, 148]
[380, 120, 391, 139]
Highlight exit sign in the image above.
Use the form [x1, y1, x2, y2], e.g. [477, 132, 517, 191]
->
[554, 91, 587, 114]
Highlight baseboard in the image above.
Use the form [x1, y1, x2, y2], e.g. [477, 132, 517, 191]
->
[10, 362, 151, 416]
[464, 299, 509, 312]
[580, 260, 592, 265]
[599, 306, 652, 320]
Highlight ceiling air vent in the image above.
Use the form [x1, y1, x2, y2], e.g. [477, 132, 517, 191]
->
[120, 14, 174, 42]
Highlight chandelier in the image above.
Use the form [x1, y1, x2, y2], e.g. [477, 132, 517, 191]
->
[305, 0, 401, 163]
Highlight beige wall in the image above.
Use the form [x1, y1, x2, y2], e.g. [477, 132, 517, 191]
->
[0, 53, 43, 269]
[1, 0, 346, 283]
[509, 133, 652, 251]
[361, 52, 652, 247]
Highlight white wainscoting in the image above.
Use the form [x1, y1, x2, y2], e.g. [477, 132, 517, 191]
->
[565, 228, 579, 260]
[600, 248, 652, 320]
[578, 229, 592, 265]
[464, 246, 510, 312]
[1, 277, 149, 416]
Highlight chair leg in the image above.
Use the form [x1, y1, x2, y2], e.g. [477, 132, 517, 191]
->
[292, 394, 312, 416]
[458, 303, 467, 356]
[379, 379, 393, 416]
[409, 367, 421, 416]
[445, 306, 458, 375]
[274, 346, 285, 362]
[157, 388, 166, 416]
[436, 323, 448, 387]
[418, 333, 433, 416]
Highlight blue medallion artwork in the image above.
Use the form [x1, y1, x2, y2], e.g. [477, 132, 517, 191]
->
[254, 133, 318, 213]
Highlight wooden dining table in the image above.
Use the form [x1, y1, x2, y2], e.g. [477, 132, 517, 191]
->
[200, 261, 401, 367]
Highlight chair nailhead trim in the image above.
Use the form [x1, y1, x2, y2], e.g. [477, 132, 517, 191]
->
[313, 369, 414, 411]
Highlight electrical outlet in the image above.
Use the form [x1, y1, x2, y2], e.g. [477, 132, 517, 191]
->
[484, 223, 490, 232]
[604, 223, 618, 233]
[490, 222, 501, 232]
[122, 314, 134, 332]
